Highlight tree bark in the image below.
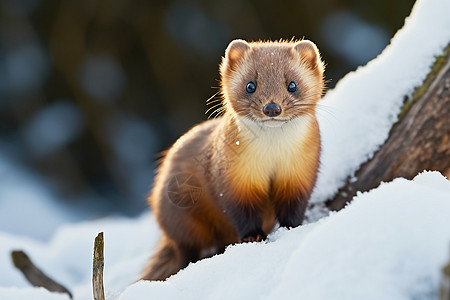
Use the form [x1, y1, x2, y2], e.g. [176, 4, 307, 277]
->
[327, 44, 450, 211]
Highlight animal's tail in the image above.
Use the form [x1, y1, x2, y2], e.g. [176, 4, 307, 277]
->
[140, 234, 179, 281]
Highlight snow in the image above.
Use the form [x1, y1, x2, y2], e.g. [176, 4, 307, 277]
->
[310, 0, 450, 207]
[118, 171, 450, 300]
[1, 172, 449, 300]
[0, 214, 159, 299]
[0, 287, 70, 300]
[0, 156, 80, 240]
[1, 0, 450, 299]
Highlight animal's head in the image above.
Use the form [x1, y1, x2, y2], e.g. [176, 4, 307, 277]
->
[220, 39, 325, 127]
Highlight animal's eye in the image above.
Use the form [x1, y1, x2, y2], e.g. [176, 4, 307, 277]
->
[246, 82, 256, 93]
[287, 81, 297, 93]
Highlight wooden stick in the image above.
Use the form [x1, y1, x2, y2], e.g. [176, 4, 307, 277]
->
[11, 250, 73, 298]
[93, 232, 105, 300]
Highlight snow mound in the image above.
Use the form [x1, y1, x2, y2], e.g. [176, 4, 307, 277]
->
[2, 172, 449, 300]
[0, 287, 70, 300]
[0, 214, 159, 300]
[310, 0, 450, 207]
[118, 171, 450, 300]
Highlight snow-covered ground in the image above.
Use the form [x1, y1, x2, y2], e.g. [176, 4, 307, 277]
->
[1, 0, 450, 299]
[120, 172, 450, 300]
[1, 172, 449, 300]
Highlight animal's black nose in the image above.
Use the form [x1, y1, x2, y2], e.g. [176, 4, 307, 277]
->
[263, 103, 282, 117]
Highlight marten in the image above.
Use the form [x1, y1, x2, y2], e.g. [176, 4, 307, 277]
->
[140, 39, 325, 281]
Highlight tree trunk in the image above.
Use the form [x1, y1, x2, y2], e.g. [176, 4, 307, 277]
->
[327, 44, 450, 211]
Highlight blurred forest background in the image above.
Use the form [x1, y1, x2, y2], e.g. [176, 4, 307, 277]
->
[0, 0, 414, 218]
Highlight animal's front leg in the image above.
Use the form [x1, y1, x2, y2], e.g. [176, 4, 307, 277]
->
[223, 200, 266, 242]
[275, 197, 308, 228]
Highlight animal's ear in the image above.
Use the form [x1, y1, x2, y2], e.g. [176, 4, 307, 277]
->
[293, 40, 322, 70]
[224, 39, 250, 69]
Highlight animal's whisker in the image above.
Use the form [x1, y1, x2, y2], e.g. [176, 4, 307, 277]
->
[208, 107, 226, 119]
[205, 103, 224, 115]
[206, 92, 221, 103]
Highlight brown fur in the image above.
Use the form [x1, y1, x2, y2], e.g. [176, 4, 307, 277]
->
[140, 39, 325, 281]
[140, 235, 178, 280]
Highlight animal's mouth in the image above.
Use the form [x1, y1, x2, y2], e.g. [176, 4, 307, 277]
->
[259, 117, 290, 128]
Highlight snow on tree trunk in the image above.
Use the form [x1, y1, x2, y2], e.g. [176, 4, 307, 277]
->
[328, 44, 450, 211]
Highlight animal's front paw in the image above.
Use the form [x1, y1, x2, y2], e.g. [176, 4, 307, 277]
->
[240, 234, 264, 243]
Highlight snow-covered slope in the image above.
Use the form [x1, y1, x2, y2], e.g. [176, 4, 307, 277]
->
[1, 0, 450, 299]
[310, 0, 450, 208]
[119, 172, 450, 300]
[1, 172, 448, 300]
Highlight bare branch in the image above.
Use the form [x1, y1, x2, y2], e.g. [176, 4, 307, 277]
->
[11, 250, 72, 299]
